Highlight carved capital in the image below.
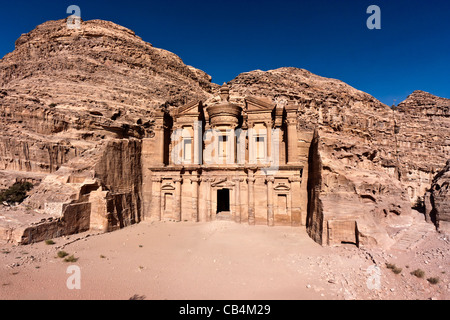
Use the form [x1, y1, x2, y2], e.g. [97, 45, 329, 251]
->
[265, 176, 275, 183]
[286, 118, 297, 126]
[190, 177, 201, 183]
[288, 176, 302, 183]
[172, 123, 183, 130]
[247, 177, 256, 183]
[173, 177, 183, 183]
[264, 120, 273, 128]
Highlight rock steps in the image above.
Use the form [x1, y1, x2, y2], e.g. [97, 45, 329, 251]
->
[391, 222, 436, 251]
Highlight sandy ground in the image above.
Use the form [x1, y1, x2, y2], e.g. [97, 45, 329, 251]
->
[0, 220, 449, 300]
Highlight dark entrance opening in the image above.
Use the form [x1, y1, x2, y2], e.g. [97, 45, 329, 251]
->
[217, 189, 230, 213]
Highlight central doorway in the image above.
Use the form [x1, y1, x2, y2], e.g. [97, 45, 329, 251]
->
[217, 188, 230, 214]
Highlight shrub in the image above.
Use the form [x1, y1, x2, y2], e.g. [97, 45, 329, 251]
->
[392, 267, 403, 274]
[64, 255, 78, 263]
[411, 269, 425, 278]
[386, 263, 396, 269]
[45, 240, 55, 245]
[386, 263, 402, 274]
[427, 277, 439, 285]
[57, 251, 69, 258]
[0, 182, 33, 204]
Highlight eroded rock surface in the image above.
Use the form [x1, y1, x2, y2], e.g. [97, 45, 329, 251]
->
[425, 160, 450, 236]
[229, 68, 449, 247]
[0, 19, 214, 243]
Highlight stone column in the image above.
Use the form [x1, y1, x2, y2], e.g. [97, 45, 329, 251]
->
[193, 121, 202, 165]
[174, 177, 182, 221]
[236, 128, 246, 165]
[266, 176, 274, 226]
[170, 124, 181, 165]
[266, 121, 272, 160]
[248, 122, 255, 164]
[289, 176, 302, 226]
[286, 118, 298, 164]
[232, 177, 242, 223]
[206, 178, 214, 221]
[247, 171, 256, 225]
[150, 177, 162, 221]
[299, 166, 308, 226]
[199, 178, 207, 222]
[190, 176, 200, 222]
[154, 111, 166, 166]
[203, 124, 212, 164]
[286, 107, 298, 164]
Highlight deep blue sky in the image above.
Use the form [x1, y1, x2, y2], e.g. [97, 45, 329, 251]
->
[0, 0, 449, 105]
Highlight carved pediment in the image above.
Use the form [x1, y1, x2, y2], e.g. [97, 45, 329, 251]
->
[175, 101, 203, 117]
[245, 96, 275, 113]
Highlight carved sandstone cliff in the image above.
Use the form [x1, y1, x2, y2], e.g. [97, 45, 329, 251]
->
[229, 68, 449, 247]
[0, 20, 448, 247]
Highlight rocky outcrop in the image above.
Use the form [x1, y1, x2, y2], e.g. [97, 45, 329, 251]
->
[229, 67, 386, 112]
[307, 130, 413, 247]
[0, 18, 215, 176]
[397, 90, 450, 117]
[1, 19, 214, 106]
[425, 160, 450, 236]
[395, 90, 450, 202]
[230, 70, 450, 206]
[92, 139, 143, 231]
[0, 138, 143, 244]
[230, 68, 449, 247]
[0, 18, 215, 243]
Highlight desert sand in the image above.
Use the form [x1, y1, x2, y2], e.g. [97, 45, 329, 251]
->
[0, 219, 448, 300]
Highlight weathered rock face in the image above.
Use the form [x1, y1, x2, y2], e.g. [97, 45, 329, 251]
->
[92, 139, 143, 232]
[2, 138, 143, 244]
[395, 90, 450, 202]
[0, 19, 214, 243]
[230, 70, 450, 204]
[1, 19, 214, 106]
[230, 68, 449, 247]
[0, 18, 214, 176]
[307, 130, 413, 247]
[425, 160, 450, 235]
[229, 67, 386, 112]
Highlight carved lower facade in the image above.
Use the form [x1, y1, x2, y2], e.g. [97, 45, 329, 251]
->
[148, 167, 305, 226]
